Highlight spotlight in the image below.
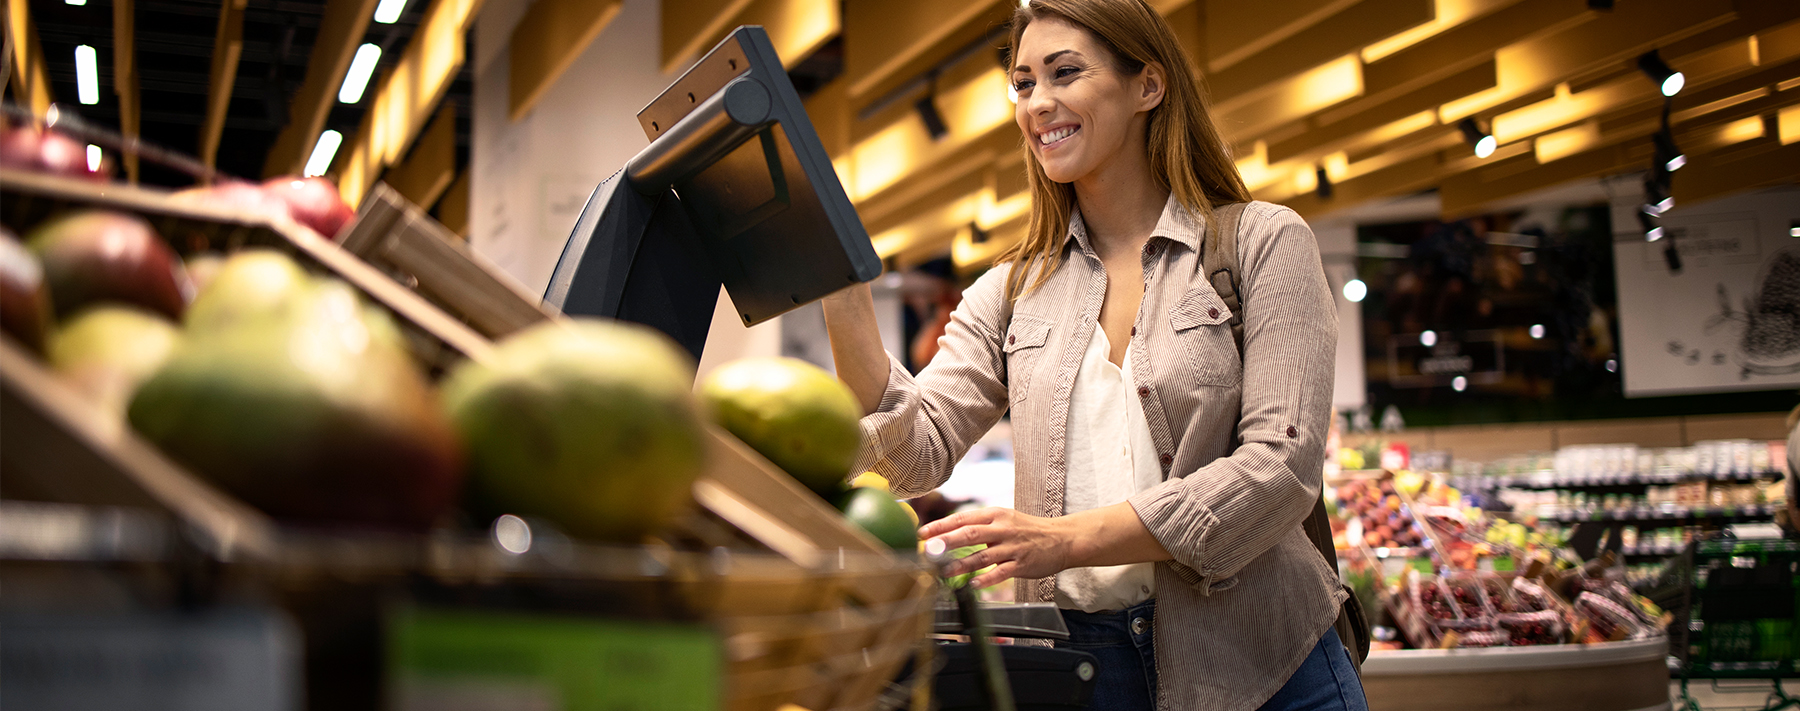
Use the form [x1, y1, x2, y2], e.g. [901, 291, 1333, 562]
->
[1529, 324, 1545, 339]
[1315, 167, 1333, 199]
[1639, 210, 1664, 242]
[1791, 219, 1800, 238]
[1638, 50, 1684, 97]
[915, 93, 949, 141]
[1421, 330, 1438, 347]
[1343, 278, 1367, 302]
[1452, 375, 1468, 392]
[1459, 118, 1496, 158]
[1642, 177, 1673, 216]
[1653, 129, 1685, 172]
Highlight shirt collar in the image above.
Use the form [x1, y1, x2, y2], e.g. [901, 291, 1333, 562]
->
[1064, 192, 1206, 255]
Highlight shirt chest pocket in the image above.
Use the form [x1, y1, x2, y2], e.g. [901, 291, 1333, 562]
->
[1003, 316, 1053, 403]
[1169, 288, 1243, 387]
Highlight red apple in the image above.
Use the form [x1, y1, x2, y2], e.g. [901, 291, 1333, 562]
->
[26, 210, 190, 320]
[0, 125, 109, 181]
[262, 176, 355, 240]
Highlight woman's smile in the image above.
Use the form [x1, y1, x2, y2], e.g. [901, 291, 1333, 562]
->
[1037, 124, 1081, 148]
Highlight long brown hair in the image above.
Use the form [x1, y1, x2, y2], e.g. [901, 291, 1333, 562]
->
[997, 0, 1251, 300]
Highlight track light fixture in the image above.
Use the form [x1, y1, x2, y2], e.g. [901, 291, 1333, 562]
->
[1653, 129, 1685, 173]
[915, 94, 948, 141]
[1642, 176, 1674, 217]
[1458, 118, 1496, 158]
[1638, 209, 1664, 242]
[1315, 167, 1333, 199]
[1585, 0, 1613, 9]
[1638, 50, 1684, 97]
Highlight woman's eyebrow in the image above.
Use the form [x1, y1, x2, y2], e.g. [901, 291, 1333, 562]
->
[1013, 49, 1083, 73]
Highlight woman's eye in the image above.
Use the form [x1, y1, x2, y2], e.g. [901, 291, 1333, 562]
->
[1055, 65, 1080, 79]
[1013, 79, 1035, 91]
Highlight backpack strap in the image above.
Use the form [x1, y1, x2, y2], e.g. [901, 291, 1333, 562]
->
[1203, 202, 1249, 356]
[1200, 200, 1371, 668]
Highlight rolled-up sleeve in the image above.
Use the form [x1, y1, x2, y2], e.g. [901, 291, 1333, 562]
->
[1128, 204, 1338, 593]
[850, 265, 1015, 498]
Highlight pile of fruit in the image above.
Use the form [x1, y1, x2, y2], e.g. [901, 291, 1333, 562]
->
[1, 184, 918, 553]
[1334, 477, 1424, 549]
[700, 356, 918, 551]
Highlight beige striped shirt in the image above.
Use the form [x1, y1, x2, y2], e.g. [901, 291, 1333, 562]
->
[852, 195, 1346, 710]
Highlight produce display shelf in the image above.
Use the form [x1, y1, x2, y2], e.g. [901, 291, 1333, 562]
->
[1536, 506, 1778, 523]
[0, 169, 938, 711]
[0, 169, 493, 371]
[1360, 637, 1672, 711]
[1457, 470, 1782, 490]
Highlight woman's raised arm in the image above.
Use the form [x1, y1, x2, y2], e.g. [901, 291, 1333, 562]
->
[821, 283, 890, 416]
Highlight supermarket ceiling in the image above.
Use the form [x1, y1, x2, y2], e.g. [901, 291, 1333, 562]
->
[777, 0, 1800, 271]
[22, 0, 468, 193]
[10, 0, 1799, 266]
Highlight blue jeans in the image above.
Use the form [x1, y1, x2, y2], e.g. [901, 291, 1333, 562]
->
[1057, 599, 1369, 711]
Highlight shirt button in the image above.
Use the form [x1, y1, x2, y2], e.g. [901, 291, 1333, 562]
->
[1159, 452, 1173, 467]
[1008, 335, 1016, 345]
[1137, 385, 1150, 398]
[1132, 617, 1148, 634]
[1130, 326, 1137, 336]
[1287, 425, 1298, 438]
[1208, 307, 1220, 319]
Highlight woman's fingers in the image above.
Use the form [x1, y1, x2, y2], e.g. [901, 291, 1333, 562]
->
[944, 541, 1010, 576]
[918, 506, 1002, 540]
[968, 560, 1018, 590]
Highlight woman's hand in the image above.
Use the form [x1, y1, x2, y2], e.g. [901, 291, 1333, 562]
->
[920, 503, 1174, 590]
[920, 507, 1079, 590]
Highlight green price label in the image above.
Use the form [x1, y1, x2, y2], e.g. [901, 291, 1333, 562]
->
[387, 607, 720, 711]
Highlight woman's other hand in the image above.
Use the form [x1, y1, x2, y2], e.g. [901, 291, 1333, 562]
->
[921, 507, 1077, 590]
[921, 503, 1174, 590]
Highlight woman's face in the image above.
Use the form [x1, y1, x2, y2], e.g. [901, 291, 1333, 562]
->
[1011, 17, 1161, 184]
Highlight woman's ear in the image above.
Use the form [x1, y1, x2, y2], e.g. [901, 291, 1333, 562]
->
[1137, 61, 1167, 113]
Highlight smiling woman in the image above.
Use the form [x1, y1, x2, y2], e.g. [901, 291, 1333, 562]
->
[820, 2, 1360, 710]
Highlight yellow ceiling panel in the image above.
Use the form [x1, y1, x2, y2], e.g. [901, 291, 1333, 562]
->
[1205, 0, 1431, 103]
[1532, 120, 1599, 164]
[1205, 0, 1360, 72]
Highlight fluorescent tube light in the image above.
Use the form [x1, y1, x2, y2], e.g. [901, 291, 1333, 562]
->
[338, 44, 382, 104]
[305, 130, 344, 177]
[373, 0, 407, 23]
[75, 45, 99, 104]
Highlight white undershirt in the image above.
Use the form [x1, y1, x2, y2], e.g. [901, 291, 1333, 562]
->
[1055, 323, 1162, 613]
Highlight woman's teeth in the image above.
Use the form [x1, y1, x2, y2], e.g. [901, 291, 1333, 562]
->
[1039, 126, 1078, 145]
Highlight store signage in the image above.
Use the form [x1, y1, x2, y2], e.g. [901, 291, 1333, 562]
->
[386, 606, 720, 711]
[1613, 188, 1800, 396]
[1385, 329, 1504, 389]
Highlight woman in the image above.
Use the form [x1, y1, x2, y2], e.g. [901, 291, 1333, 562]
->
[822, 1, 1365, 709]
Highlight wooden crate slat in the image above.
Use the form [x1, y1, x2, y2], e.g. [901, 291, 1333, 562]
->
[341, 183, 556, 340]
[0, 337, 278, 560]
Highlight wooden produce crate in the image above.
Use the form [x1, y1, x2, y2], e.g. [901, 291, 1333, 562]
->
[0, 171, 933, 711]
[338, 183, 556, 341]
[0, 169, 492, 372]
